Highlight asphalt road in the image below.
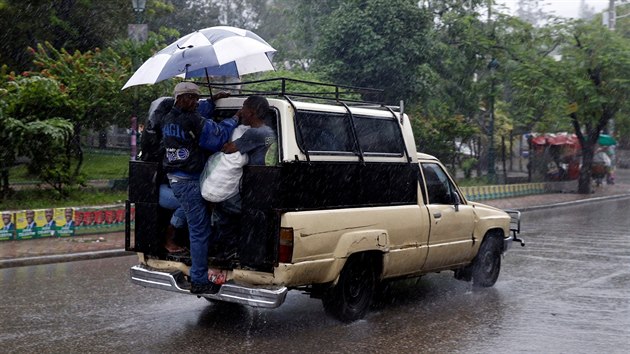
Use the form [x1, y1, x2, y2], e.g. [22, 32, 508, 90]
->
[1, 197, 629, 353]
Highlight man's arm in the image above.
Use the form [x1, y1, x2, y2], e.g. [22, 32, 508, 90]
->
[199, 117, 238, 153]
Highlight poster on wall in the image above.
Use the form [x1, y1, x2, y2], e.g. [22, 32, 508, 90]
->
[16, 210, 39, 239]
[57, 208, 75, 237]
[1, 211, 16, 241]
[39, 208, 65, 237]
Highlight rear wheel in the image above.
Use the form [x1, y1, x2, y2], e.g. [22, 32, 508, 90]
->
[322, 254, 377, 322]
[472, 235, 502, 287]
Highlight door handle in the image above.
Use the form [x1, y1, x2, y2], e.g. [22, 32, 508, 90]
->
[433, 212, 442, 219]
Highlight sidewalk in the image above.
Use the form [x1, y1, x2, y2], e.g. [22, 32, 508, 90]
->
[1, 169, 629, 268]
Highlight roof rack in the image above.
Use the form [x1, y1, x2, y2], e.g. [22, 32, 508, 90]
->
[202, 77, 397, 109]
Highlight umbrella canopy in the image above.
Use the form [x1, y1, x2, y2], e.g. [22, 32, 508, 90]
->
[122, 26, 276, 90]
[598, 134, 617, 146]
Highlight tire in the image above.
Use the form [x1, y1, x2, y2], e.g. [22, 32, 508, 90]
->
[322, 254, 377, 322]
[472, 235, 502, 287]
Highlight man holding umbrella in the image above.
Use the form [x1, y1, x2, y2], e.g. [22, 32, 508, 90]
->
[161, 82, 238, 294]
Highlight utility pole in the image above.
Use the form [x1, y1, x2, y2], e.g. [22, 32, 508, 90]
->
[609, 0, 617, 30]
[487, 0, 497, 183]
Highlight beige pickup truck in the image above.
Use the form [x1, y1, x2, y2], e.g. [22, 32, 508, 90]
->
[126, 78, 523, 322]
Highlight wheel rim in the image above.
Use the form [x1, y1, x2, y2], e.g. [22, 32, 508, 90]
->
[481, 249, 498, 275]
[345, 265, 370, 307]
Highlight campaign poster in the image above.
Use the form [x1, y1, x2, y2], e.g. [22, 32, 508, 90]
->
[94, 209, 106, 227]
[116, 209, 125, 225]
[16, 210, 39, 239]
[1, 211, 16, 241]
[104, 209, 117, 226]
[39, 208, 64, 238]
[57, 207, 75, 237]
[74, 210, 86, 229]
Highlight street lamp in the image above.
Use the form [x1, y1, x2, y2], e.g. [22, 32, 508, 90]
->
[487, 58, 499, 183]
[129, 0, 146, 160]
[132, 0, 147, 23]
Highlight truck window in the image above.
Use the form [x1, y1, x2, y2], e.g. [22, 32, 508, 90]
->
[295, 110, 354, 153]
[354, 115, 405, 156]
[421, 163, 458, 205]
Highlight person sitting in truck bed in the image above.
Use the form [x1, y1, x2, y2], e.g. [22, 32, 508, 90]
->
[213, 95, 276, 258]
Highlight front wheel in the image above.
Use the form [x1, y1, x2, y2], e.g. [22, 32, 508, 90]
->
[322, 254, 377, 322]
[472, 235, 502, 287]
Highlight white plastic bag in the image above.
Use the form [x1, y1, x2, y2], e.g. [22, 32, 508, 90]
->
[200, 125, 249, 202]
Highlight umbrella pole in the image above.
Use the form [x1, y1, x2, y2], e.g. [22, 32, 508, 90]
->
[205, 68, 213, 99]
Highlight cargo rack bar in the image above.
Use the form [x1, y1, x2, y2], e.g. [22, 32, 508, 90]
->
[202, 77, 394, 108]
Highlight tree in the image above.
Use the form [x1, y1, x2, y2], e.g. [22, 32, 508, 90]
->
[313, 0, 433, 105]
[0, 74, 74, 197]
[560, 22, 630, 193]
[30, 39, 170, 180]
[497, 17, 569, 133]
[258, 0, 343, 70]
[0, 0, 131, 71]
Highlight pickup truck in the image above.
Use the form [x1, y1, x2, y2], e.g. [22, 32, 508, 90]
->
[126, 78, 523, 322]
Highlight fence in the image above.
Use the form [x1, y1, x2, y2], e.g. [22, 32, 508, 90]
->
[1, 204, 129, 241]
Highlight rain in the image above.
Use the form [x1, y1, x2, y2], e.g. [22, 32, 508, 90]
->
[1, 1, 630, 352]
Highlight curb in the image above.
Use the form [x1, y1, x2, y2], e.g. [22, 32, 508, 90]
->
[0, 249, 133, 269]
[515, 193, 630, 212]
[2, 193, 630, 269]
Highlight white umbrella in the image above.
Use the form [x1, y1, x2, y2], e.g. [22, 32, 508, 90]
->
[122, 26, 276, 90]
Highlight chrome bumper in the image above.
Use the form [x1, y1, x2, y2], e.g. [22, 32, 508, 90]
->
[130, 265, 288, 309]
[503, 235, 514, 252]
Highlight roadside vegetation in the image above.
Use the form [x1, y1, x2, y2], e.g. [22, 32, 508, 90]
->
[1, 0, 629, 203]
[2, 151, 128, 210]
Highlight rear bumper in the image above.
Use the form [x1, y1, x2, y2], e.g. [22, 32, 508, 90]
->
[130, 264, 288, 309]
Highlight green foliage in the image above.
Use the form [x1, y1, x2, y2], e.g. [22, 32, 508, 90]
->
[32, 42, 130, 131]
[313, 0, 432, 105]
[244, 69, 361, 101]
[461, 157, 478, 179]
[260, 0, 342, 70]
[0, 0, 132, 71]
[411, 110, 479, 164]
[0, 74, 75, 195]
[3, 150, 129, 207]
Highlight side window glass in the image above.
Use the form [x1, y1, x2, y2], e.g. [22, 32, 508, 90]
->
[354, 115, 404, 155]
[295, 111, 354, 152]
[422, 163, 457, 205]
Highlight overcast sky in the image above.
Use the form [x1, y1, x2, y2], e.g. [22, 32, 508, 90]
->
[497, 0, 612, 19]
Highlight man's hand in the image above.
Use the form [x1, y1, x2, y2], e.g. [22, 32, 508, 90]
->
[221, 141, 238, 154]
[211, 91, 230, 101]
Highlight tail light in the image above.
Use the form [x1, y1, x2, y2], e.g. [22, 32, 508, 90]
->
[278, 227, 294, 263]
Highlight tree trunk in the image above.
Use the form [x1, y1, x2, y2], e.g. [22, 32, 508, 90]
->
[577, 144, 594, 194]
[72, 124, 84, 181]
[0, 169, 9, 199]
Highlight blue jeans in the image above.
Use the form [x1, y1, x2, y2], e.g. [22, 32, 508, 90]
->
[169, 178, 212, 285]
[212, 194, 242, 250]
[159, 184, 186, 228]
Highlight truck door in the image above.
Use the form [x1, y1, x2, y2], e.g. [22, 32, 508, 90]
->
[420, 162, 475, 271]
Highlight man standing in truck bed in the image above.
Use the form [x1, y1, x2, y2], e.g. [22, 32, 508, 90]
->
[161, 82, 238, 294]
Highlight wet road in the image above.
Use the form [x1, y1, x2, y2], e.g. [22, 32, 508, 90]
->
[1, 198, 629, 353]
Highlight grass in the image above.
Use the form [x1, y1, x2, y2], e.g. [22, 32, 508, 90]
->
[0, 188, 128, 210]
[3, 149, 130, 210]
[10, 150, 130, 183]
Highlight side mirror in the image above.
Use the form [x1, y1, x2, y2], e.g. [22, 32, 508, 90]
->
[453, 192, 461, 211]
